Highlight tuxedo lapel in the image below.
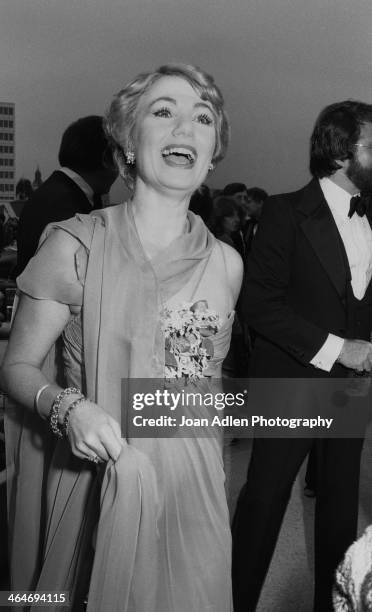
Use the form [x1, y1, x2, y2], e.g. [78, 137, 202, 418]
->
[297, 180, 350, 298]
[366, 205, 372, 232]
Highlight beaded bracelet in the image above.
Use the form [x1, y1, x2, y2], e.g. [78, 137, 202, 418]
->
[62, 395, 86, 438]
[49, 387, 81, 438]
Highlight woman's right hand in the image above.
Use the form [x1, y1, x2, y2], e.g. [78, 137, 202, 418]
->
[66, 399, 124, 462]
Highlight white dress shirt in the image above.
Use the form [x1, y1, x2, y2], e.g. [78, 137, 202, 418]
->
[310, 177, 372, 371]
[59, 166, 94, 207]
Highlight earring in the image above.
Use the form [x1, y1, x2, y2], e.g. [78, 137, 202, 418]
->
[208, 163, 214, 172]
[125, 151, 135, 165]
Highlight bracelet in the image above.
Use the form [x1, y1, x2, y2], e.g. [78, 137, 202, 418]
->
[49, 387, 81, 438]
[34, 384, 51, 417]
[62, 395, 86, 437]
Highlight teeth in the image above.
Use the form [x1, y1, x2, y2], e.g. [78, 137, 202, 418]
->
[162, 147, 196, 162]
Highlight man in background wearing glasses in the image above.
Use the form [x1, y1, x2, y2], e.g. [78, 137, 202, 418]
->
[233, 101, 372, 611]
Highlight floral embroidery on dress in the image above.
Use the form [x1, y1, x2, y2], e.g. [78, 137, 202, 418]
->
[161, 300, 221, 380]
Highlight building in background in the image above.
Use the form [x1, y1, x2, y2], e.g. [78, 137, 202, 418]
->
[0, 103, 15, 201]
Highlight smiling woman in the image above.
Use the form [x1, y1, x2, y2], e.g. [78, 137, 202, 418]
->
[104, 63, 230, 192]
[1, 63, 242, 611]
[131, 76, 217, 194]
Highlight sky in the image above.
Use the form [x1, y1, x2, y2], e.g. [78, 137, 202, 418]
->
[2, 0, 372, 202]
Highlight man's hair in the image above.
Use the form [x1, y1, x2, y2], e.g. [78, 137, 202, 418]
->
[58, 115, 114, 173]
[222, 182, 247, 196]
[310, 100, 372, 178]
[246, 187, 268, 201]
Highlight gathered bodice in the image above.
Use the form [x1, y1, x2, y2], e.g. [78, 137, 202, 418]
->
[59, 233, 235, 388]
[62, 304, 234, 391]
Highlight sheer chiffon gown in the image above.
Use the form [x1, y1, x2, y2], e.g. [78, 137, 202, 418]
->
[8, 207, 235, 612]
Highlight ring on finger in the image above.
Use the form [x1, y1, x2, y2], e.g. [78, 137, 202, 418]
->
[87, 454, 100, 464]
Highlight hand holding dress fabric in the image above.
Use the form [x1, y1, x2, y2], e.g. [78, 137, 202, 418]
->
[64, 399, 123, 462]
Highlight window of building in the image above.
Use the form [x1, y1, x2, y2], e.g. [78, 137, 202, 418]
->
[0, 120, 14, 128]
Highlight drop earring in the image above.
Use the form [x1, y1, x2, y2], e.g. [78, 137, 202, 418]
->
[125, 151, 135, 165]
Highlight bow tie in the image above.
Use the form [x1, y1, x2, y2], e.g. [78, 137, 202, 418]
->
[348, 193, 372, 218]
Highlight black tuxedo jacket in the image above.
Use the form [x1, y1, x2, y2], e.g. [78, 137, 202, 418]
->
[16, 170, 92, 275]
[243, 218, 258, 254]
[242, 179, 372, 377]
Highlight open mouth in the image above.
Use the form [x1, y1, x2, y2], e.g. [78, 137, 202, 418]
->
[161, 145, 197, 167]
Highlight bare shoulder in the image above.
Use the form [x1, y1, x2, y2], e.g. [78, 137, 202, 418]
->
[217, 240, 244, 304]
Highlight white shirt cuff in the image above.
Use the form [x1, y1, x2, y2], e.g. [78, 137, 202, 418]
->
[310, 334, 345, 372]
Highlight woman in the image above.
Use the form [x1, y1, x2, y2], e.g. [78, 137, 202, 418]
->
[1, 63, 242, 611]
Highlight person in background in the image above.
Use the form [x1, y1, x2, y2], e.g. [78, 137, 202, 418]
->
[209, 195, 241, 250]
[232, 100, 372, 611]
[241, 187, 268, 253]
[333, 524, 372, 610]
[235, 187, 269, 362]
[0, 208, 5, 253]
[244, 187, 267, 219]
[189, 183, 214, 224]
[222, 182, 248, 207]
[222, 183, 249, 259]
[209, 195, 249, 377]
[16, 115, 118, 275]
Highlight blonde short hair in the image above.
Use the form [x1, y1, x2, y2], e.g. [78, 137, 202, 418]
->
[104, 63, 230, 190]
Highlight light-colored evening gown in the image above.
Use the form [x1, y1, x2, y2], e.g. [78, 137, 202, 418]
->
[10, 207, 234, 612]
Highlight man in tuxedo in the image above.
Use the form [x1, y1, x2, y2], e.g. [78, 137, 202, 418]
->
[16, 115, 118, 274]
[232, 100, 372, 611]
